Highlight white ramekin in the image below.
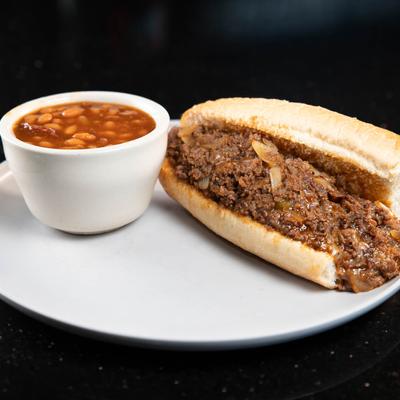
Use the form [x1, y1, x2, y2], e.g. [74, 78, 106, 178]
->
[0, 91, 170, 234]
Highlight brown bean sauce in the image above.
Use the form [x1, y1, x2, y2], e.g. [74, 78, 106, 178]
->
[13, 101, 156, 149]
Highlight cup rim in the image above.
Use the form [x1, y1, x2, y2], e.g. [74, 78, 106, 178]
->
[0, 91, 170, 156]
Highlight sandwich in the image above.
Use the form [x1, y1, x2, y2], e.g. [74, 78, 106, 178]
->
[159, 98, 400, 292]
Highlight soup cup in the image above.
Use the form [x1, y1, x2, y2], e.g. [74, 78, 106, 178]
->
[0, 91, 170, 234]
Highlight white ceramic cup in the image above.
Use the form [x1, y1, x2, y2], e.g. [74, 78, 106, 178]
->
[0, 91, 170, 234]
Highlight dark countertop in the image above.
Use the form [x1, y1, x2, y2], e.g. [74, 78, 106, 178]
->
[1, 1, 400, 399]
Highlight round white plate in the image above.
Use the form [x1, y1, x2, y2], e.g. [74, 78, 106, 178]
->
[1, 133, 400, 350]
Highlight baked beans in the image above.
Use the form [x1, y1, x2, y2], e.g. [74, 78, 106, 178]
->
[13, 102, 156, 149]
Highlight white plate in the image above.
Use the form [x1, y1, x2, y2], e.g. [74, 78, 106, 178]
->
[1, 127, 400, 350]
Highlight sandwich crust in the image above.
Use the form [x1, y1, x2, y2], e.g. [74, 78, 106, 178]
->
[160, 159, 337, 289]
[181, 98, 400, 215]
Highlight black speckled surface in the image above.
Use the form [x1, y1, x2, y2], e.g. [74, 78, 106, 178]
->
[1, 1, 400, 398]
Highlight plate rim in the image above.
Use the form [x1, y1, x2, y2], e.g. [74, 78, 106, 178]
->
[0, 276, 399, 350]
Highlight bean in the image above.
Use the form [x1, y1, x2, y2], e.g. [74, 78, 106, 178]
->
[37, 113, 53, 124]
[90, 106, 102, 114]
[40, 107, 55, 114]
[62, 107, 84, 117]
[97, 138, 108, 146]
[120, 110, 136, 116]
[118, 133, 135, 140]
[24, 115, 37, 124]
[32, 136, 43, 141]
[44, 123, 62, 130]
[104, 121, 115, 129]
[64, 125, 78, 135]
[78, 115, 89, 124]
[108, 107, 119, 115]
[39, 141, 54, 148]
[99, 130, 116, 139]
[64, 138, 86, 146]
[53, 118, 62, 124]
[137, 128, 148, 136]
[73, 132, 96, 141]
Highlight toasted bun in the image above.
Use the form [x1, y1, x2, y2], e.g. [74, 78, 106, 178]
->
[160, 159, 337, 289]
[181, 98, 400, 216]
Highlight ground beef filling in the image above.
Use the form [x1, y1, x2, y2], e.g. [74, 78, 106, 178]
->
[167, 126, 400, 292]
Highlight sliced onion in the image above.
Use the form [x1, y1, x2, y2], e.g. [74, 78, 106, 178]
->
[331, 245, 340, 256]
[314, 176, 334, 190]
[178, 125, 196, 144]
[274, 200, 291, 211]
[347, 229, 369, 251]
[198, 177, 210, 190]
[251, 140, 278, 166]
[375, 201, 393, 215]
[288, 212, 304, 223]
[390, 230, 400, 241]
[350, 229, 360, 244]
[307, 163, 323, 176]
[348, 270, 376, 293]
[269, 166, 282, 191]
